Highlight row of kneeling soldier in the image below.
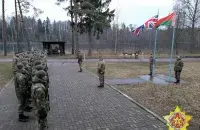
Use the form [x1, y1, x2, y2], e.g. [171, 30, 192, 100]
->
[13, 51, 50, 130]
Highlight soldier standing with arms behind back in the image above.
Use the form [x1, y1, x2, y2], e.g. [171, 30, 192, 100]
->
[174, 56, 184, 84]
[97, 55, 105, 88]
[77, 51, 83, 72]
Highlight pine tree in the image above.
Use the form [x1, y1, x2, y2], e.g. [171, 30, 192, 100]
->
[75, 0, 115, 56]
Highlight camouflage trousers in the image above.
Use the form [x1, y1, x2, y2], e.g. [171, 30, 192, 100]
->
[16, 92, 29, 114]
[38, 118, 47, 130]
[149, 65, 153, 75]
[14, 81, 29, 114]
[99, 73, 104, 86]
[34, 107, 48, 130]
[175, 71, 181, 81]
[78, 62, 82, 71]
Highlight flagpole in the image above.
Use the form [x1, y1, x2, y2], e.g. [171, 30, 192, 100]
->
[152, 9, 159, 77]
[168, 26, 176, 82]
[152, 29, 158, 77]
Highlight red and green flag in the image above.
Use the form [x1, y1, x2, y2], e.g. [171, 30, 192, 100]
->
[155, 12, 176, 28]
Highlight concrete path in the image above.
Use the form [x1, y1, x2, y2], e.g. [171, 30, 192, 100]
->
[0, 62, 167, 130]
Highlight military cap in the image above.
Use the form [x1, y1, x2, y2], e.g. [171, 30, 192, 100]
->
[16, 63, 24, 69]
[34, 60, 42, 66]
[36, 70, 46, 78]
[35, 65, 45, 71]
[22, 61, 28, 65]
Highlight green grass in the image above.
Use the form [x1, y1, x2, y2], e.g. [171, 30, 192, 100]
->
[0, 62, 13, 88]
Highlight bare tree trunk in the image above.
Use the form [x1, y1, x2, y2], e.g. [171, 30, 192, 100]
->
[2, 0, 7, 56]
[190, 0, 199, 53]
[17, 0, 31, 51]
[74, 0, 79, 56]
[88, 30, 92, 56]
[70, 0, 75, 54]
[190, 25, 195, 53]
[175, 11, 180, 55]
[15, 0, 20, 53]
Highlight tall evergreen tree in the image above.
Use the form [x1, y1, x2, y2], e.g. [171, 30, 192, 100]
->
[75, 0, 115, 55]
[56, 0, 76, 54]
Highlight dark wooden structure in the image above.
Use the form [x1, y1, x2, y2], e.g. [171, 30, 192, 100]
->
[42, 41, 65, 55]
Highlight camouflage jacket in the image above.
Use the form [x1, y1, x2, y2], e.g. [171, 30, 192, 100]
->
[13, 57, 20, 72]
[77, 54, 83, 63]
[98, 60, 105, 74]
[32, 83, 49, 112]
[32, 76, 49, 88]
[15, 72, 28, 94]
[174, 59, 184, 71]
[149, 56, 155, 66]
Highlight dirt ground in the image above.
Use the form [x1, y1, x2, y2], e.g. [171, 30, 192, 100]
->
[0, 63, 13, 88]
[85, 62, 200, 128]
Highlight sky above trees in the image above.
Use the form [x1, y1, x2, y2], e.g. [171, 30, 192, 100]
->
[1, 0, 173, 26]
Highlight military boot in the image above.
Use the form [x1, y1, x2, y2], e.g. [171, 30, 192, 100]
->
[174, 80, 180, 84]
[19, 113, 29, 122]
[97, 85, 102, 88]
[98, 84, 104, 88]
[176, 80, 180, 84]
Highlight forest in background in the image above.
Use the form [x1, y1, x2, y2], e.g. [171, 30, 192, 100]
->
[1, 0, 200, 55]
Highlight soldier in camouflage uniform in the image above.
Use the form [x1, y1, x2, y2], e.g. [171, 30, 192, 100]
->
[149, 54, 155, 77]
[21, 61, 33, 106]
[32, 70, 49, 130]
[13, 54, 20, 74]
[77, 51, 83, 72]
[14, 63, 31, 122]
[97, 56, 105, 87]
[135, 49, 139, 59]
[32, 60, 42, 74]
[174, 56, 184, 84]
[32, 65, 49, 87]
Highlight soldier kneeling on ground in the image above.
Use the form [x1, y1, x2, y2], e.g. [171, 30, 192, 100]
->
[14, 63, 32, 122]
[174, 56, 184, 84]
[32, 70, 50, 130]
[97, 56, 105, 87]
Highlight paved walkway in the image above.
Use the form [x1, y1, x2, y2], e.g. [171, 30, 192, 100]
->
[0, 62, 167, 130]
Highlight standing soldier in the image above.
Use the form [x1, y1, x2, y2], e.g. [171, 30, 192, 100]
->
[22, 61, 32, 106]
[97, 56, 105, 87]
[135, 49, 139, 59]
[174, 56, 184, 84]
[15, 63, 31, 122]
[149, 54, 154, 77]
[77, 51, 83, 72]
[13, 54, 20, 74]
[32, 71, 49, 130]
